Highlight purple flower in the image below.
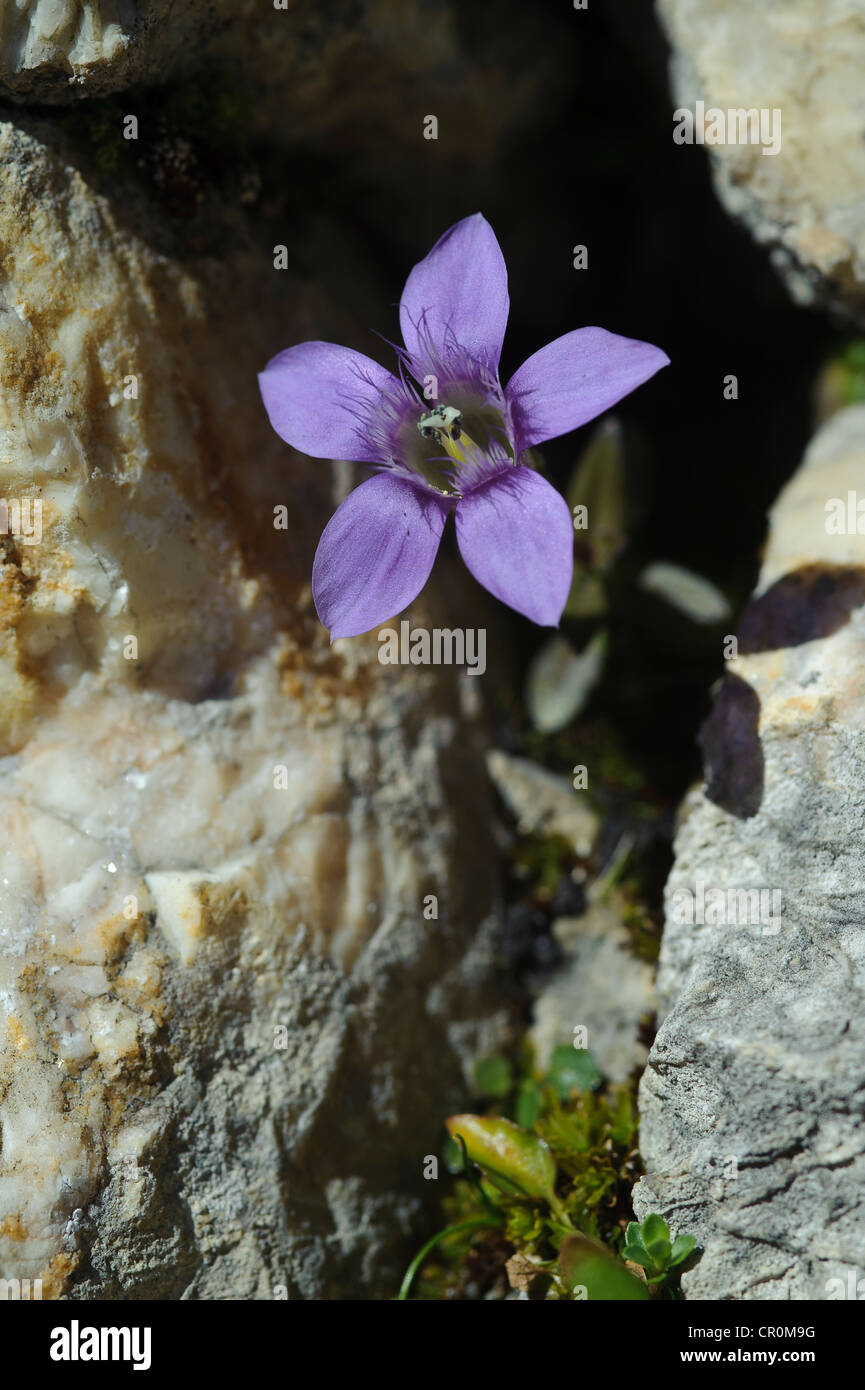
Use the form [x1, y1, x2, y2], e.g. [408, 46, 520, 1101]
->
[259, 214, 669, 640]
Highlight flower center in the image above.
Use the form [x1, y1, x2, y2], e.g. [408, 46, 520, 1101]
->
[417, 405, 464, 445]
[401, 394, 514, 498]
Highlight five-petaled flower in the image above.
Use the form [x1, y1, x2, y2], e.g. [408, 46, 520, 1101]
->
[259, 214, 669, 640]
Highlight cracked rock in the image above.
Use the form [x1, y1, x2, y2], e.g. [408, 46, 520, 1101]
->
[634, 405, 865, 1299]
[0, 117, 509, 1300]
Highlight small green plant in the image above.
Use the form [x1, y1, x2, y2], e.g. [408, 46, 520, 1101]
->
[472, 1055, 514, 1098]
[558, 1233, 649, 1301]
[621, 1213, 697, 1286]
[398, 1046, 697, 1301]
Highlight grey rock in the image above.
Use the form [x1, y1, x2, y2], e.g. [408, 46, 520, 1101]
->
[0, 115, 510, 1301]
[0, 0, 561, 200]
[0, 0, 230, 103]
[531, 899, 654, 1083]
[486, 750, 598, 858]
[659, 0, 865, 320]
[634, 405, 865, 1299]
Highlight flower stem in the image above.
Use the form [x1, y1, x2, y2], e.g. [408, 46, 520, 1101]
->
[397, 1218, 501, 1301]
[548, 1195, 576, 1232]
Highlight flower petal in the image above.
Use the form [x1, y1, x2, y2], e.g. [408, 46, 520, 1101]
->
[313, 473, 449, 639]
[506, 327, 669, 451]
[259, 341, 397, 462]
[455, 467, 573, 626]
[399, 213, 510, 371]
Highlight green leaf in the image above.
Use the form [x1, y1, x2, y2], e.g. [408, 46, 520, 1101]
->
[624, 1221, 643, 1247]
[473, 1055, 513, 1098]
[646, 1237, 672, 1266]
[445, 1114, 558, 1203]
[514, 1079, 543, 1129]
[621, 1241, 652, 1270]
[566, 417, 628, 575]
[443, 1135, 463, 1174]
[449, 1132, 502, 1219]
[564, 570, 607, 620]
[608, 1086, 637, 1147]
[559, 1234, 650, 1301]
[546, 1045, 602, 1098]
[669, 1233, 698, 1267]
[640, 1213, 670, 1248]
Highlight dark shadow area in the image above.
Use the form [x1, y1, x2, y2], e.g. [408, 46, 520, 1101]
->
[738, 565, 865, 653]
[698, 673, 764, 819]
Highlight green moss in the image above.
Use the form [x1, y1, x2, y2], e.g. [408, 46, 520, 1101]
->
[618, 880, 663, 964]
[66, 103, 126, 177]
[55, 70, 256, 210]
[399, 1047, 666, 1301]
[511, 831, 577, 901]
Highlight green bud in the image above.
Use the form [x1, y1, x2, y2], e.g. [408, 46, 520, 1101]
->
[446, 1113, 558, 1203]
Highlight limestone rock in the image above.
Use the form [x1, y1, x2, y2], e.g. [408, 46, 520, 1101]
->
[0, 118, 509, 1300]
[659, 0, 865, 319]
[0, 0, 557, 197]
[530, 899, 654, 1083]
[634, 405, 865, 1299]
[0, 0, 229, 102]
[486, 751, 598, 858]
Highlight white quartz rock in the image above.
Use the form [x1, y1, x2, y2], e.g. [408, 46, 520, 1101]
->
[0, 119, 508, 1300]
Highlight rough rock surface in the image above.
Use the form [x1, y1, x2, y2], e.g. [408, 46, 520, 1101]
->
[634, 405, 865, 1299]
[486, 750, 598, 859]
[659, 0, 865, 319]
[530, 899, 654, 1084]
[0, 0, 557, 185]
[0, 118, 509, 1299]
[0, 0, 229, 101]
[485, 751, 652, 1082]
